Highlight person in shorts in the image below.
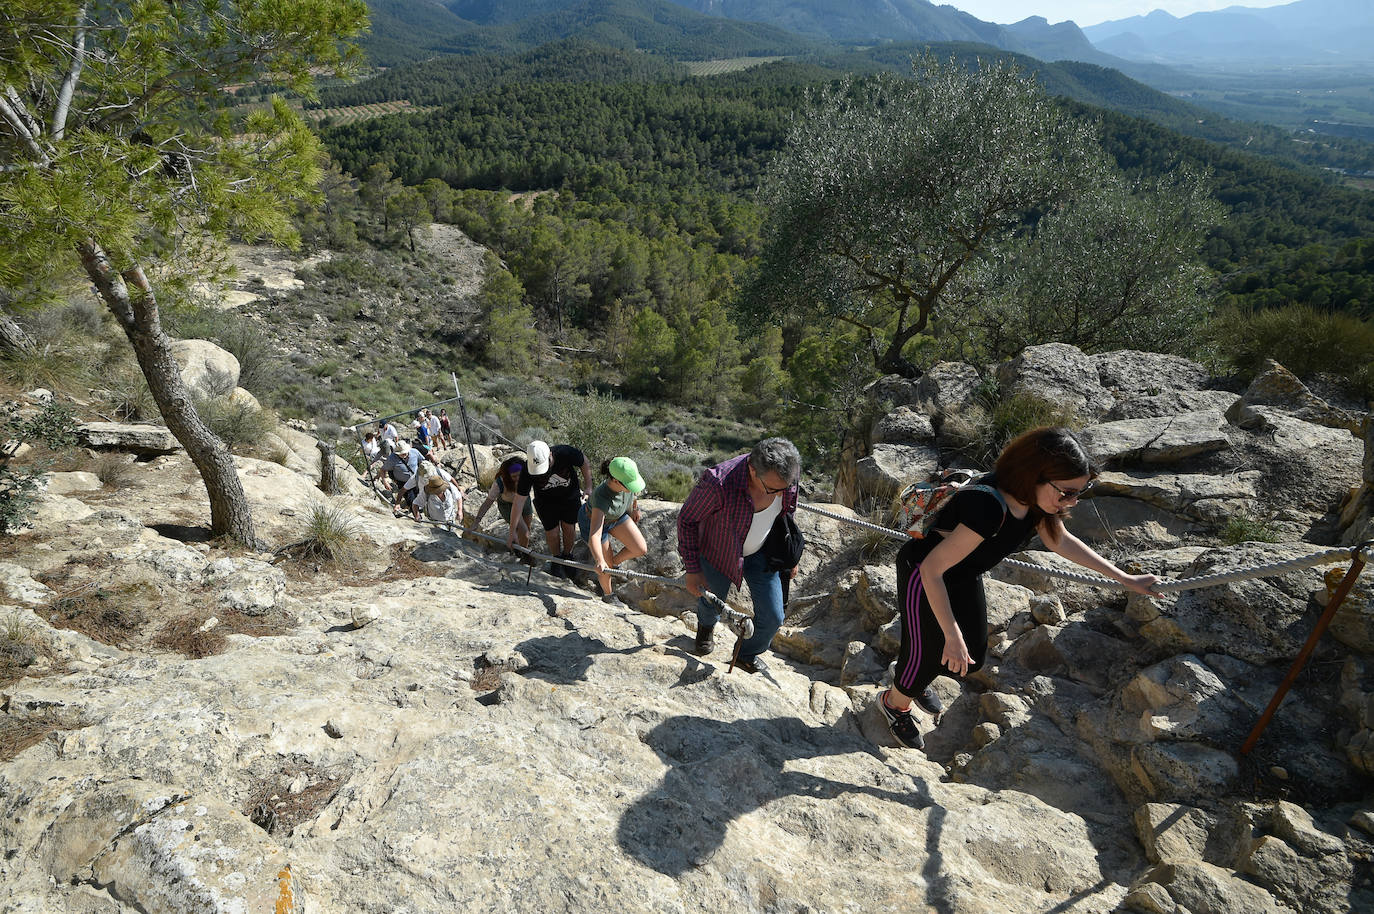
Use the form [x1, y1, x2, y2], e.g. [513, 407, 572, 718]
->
[507, 440, 591, 577]
[578, 457, 648, 605]
[472, 455, 535, 550]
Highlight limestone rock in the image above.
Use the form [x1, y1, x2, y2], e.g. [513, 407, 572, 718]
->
[1130, 741, 1240, 803]
[1125, 545, 1328, 666]
[1091, 470, 1264, 523]
[44, 471, 103, 495]
[1133, 802, 1217, 863]
[1079, 410, 1231, 465]
[871, 406, 935, 445]
[207, 558, 286, 616]
[863, 374, 922, 409]
[855, 564, 898, 632]
[1133, 860, 1290, 914]
[77, 422, 182, 455]
[855, 442, 939, 499]
[0, 562, 52, 605]
[170, 338, 240, 398]
[1066, 495, 1196, 549]
[1321, 563, 1374, 654]
[1227, 360, 1364, 436]
[996, 343, 1115, 421]
[914, 361, 981, 417]
[1093, 350, 1209, 396]
[1105, 388, 1239, 421]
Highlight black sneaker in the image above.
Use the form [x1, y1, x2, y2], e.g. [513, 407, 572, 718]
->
[603, 594, 628, 609]
[914, 687, 944, 718]
[736, 655, 768, 675]
[880, 692, 925, 750]
[694, 624, 715, 656]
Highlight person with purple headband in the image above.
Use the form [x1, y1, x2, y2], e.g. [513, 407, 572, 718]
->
[471, 454, 535, 550]
[878, 426, 1159, 750]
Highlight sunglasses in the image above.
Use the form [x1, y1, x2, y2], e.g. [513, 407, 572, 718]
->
[752, 466, 790, 495]
[1046, 479, 1095, 502]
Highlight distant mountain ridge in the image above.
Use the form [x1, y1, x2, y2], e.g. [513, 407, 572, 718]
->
[361, 0, 1149, 72]
[1084, 0, 1374, 63]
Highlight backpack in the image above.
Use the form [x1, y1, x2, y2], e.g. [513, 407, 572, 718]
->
[897, 469, 1006, 539]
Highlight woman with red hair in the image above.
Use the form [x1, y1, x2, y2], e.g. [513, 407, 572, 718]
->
[880, 426, 1159, 750]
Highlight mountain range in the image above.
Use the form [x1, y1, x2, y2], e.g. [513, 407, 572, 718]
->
[361, 0, 1140, 70]
[1083, 0, 1374, 65]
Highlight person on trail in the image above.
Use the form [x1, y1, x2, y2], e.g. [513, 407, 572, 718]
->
[361, 432, 382, 485]
[378, 418, 398, 446]
[426, 409, 443, 451]
[412, 413, 431, 450]
[438, 408, 454, 449]
[508, 440, 593, 577]
[381, 439, 421, 517]
[414, 464, 465, 525]
[878, 426, 1159, 750]
[677, 437, 802, 675]
[579, 457, 649, 607]
[471, 455, 535, 551]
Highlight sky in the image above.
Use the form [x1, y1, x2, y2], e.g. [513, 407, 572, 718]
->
[939, 0, 1293, 28]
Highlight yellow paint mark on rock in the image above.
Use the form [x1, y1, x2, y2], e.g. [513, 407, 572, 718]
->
[275, 864, 294, 914]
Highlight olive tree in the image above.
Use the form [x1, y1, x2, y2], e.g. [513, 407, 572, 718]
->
[0, 0, 368, 544]
[737, 56, 1218, 375]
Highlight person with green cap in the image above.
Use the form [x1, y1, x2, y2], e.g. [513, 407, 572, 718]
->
[579, 456, 648, 607]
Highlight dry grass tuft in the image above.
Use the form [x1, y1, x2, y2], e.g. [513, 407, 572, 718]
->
[152, 615, 230, 659]
[93, 453, 138, 490]
[46, 582, 154, 648]
[243, 760, 348, 837]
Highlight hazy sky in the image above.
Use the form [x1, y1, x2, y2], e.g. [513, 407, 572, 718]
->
[940, 1, 1293, 28]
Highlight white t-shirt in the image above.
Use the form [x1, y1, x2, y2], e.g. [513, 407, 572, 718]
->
[427, 415, 442, 435]
[380, 424, 398, 442]
[742, 496, 783, 557]
[417, 486, 459, 523]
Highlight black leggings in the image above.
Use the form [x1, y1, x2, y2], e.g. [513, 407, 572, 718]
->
[892, 540, 988, 699]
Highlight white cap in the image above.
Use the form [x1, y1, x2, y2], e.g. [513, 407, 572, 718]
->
[527, 440, 551, 475]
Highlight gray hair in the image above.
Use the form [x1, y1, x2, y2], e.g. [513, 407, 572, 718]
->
[749, 437, 801, 486]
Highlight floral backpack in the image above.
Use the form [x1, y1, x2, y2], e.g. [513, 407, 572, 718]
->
[897, 469, 1006, 539]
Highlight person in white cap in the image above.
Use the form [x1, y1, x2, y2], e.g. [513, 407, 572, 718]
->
[507, 439, 592, 577]
[578, 456, 648, 606]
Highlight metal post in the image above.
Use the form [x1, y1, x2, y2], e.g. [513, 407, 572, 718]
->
[1241, 548, 1368, 755]
[453, 373, 482, 488]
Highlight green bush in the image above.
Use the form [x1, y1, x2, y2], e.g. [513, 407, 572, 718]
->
[1207, 302, 1374, 399]
[552, 391, 649, 466]
[1220, 515, 1282, 545]
[195, 395, 277, 455]
[940, 387, 1078, 467]
[0, 402, 77, 533]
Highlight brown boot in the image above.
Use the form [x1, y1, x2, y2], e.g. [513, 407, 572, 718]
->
[694, 624, 715, 656]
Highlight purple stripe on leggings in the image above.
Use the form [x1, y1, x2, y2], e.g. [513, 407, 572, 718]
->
[900, 564, 924, 692]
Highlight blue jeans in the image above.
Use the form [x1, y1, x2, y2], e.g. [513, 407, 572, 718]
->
[696, 552, 783, 663]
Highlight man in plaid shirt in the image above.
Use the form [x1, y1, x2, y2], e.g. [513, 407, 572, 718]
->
[677, 437, 802, 674]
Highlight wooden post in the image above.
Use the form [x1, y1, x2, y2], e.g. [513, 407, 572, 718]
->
[1241, 548, 1368, 754]
[316, 440, 339, 496]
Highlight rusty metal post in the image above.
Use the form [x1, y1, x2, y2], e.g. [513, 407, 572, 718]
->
[1241, 546, 1369, 755]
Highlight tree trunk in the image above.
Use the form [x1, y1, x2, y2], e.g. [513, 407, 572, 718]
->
[78, 238, 259, 546]
[317, 440, 339, 495]
[0, 311, 34, 355]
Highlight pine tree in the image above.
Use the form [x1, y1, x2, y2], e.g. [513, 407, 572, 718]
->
[0, 0, 368, 544]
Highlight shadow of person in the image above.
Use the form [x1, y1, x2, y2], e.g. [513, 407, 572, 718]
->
[617, 714, 938, 880]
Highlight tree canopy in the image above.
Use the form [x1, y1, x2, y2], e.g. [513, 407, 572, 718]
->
[736, 56, 1221, 375]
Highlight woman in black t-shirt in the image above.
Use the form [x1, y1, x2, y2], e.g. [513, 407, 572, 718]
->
[879, 427, 1160, 750]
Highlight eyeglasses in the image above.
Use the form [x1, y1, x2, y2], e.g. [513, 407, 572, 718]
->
[753, 467, 790, 495]
[1046, 480, 1094, 502]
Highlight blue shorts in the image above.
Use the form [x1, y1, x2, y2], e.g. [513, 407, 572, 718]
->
[577, 502, 628, 544]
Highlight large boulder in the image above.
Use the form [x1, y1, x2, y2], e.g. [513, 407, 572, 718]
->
[170, 338, 240, 399]
[1227, 360, 1365, 437]
[77, 421, 181, 456]
[871, 406, 935, 445]
[1078, 410, 1232, 465]
[855, 443, 939, 500]
[915, 361, 982, 417]
[1093, 350, 1209, 396]
[1091, 470, 1263, 524]
[996, 343, 1115, 421]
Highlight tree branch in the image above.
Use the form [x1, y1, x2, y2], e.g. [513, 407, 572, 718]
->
[0, 87, 52, 166]
[51, 6, 88, 141]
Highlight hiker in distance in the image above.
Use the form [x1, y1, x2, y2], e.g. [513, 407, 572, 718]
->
[880, 426, 1159, 750]
[677, 437, 802, 675]
[507, 439, 593, 577]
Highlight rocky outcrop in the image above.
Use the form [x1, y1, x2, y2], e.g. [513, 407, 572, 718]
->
[169, 338, 240, 399]
[77, 421, 182, 455]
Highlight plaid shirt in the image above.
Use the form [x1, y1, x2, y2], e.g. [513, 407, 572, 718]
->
[677, 454, 798, 587]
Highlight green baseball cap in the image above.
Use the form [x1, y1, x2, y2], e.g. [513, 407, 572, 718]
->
[608, 456, 645, 494]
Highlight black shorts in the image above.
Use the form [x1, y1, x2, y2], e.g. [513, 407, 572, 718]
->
[533, 494, 581, 530]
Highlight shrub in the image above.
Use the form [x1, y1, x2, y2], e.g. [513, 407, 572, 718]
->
[93, 453, 137, 490]
[1207, 302, 1374, 399]
[650, 468, 694, 503]
[552, 391, 649, 466]
[298, 502, 365, 568]
[0, 402, 78, 533]
[1220, 515, 1282, 545]
[196, 395, 277, 455]
[940, 387, 1078, 467]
